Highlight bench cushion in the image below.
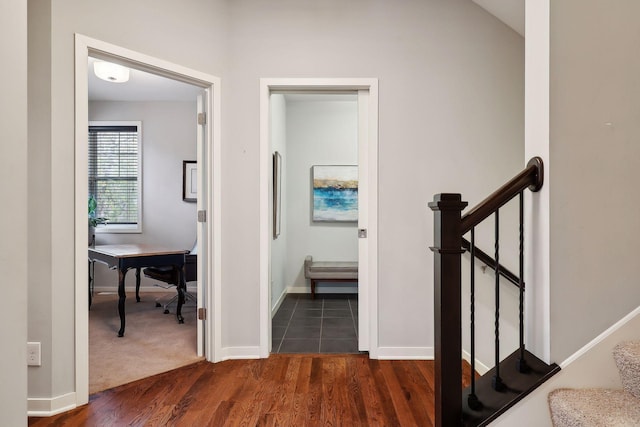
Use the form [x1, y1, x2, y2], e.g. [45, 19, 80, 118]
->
[308, 262, 358, 274]
[304, 256, 358, 280]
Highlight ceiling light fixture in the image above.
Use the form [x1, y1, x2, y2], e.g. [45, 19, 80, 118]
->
[93, 61, 130, 83]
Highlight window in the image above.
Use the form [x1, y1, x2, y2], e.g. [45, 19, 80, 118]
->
[88, 121, 142, 233]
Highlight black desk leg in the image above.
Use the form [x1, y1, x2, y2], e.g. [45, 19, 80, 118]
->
[135, 268, 141, 302]
[176, 265, 185, 324]
[117, 268, 128, 337]
[88, 260, 94, 308]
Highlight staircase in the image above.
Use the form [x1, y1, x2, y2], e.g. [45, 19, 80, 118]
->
[430, 157, 561, 426]
[549, 341, 640, 426]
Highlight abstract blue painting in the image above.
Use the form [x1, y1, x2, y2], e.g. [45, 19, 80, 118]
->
[312, 165, 358, 222]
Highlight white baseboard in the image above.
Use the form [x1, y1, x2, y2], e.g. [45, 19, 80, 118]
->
[271, 288, 288, 317]
[377, 346, 434, 360]
[560, 304, 640, 368]
[374, 347, 490, 370]
[220, 346, 261, 361]
[287, 286, 358, 294]
[93, 285, 198, 294]
[462, 350, 491, 375]
[28, 392, 76, 417]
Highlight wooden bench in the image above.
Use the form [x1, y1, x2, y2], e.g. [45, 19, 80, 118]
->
[303, 255, 358, 299]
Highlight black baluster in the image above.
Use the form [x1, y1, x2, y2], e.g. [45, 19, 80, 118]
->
[517, 192, 529, 373]
[468, 228, 482, 410]
[492, 209, 505, 391]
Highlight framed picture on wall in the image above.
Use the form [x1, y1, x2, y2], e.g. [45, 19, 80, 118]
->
[273, 152, 282, 239]
[312, 165, 358, 222]
[182, 160, 197, 202]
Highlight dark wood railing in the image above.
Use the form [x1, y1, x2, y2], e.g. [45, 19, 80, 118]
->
[461, 238, 520, 287]
[429, 157, 559, 426]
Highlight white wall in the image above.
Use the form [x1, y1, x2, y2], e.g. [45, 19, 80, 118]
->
[24, 0, 640, 421]
[27, 0, 227, 407]
[548, 0, 640, 362]
[88, 101, 198, 290]
[493, 1, 640, 423]
[285, 97, 359, 293]
[0, 0, 28, 425]
[27, 0, 524, 410]
[225, 0, 524, 351]
[27, 0, 53, 400]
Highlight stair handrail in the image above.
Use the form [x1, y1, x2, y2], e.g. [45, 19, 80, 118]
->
[429, 157, 544, 427]
[461, 238, 520, 288]
[461, 157, 543, 234]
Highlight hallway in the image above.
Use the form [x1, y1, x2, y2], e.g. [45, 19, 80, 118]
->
[272, 294, 359, 354]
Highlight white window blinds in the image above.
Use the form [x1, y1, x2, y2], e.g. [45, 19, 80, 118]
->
[88, 124, 141, 227]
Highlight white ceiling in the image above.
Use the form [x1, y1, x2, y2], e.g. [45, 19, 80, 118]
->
[88, 57, 203, 102]
[472, 0, 524, 37]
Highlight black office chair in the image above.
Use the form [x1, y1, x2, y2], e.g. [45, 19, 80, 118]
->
[143, 242, 197, 314]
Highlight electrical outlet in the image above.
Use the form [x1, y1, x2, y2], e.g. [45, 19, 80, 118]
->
[27, 342, 41, 366]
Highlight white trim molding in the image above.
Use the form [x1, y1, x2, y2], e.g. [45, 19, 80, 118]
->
[524, 0, 551, 364]
[271, 288, 288, 317]
[74, 34, 222, 409]
[28, 392, 77, 417]
[560, 304, 640, 368]
[220, 347, 262, 361]
[377, 347, 434, 360]
[258, 78, 379, 359]
[462, 350, 491, 375]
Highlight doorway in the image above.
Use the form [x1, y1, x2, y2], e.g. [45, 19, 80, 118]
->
[259, 78, 379, 358]
[270, 93, 359, 354]
[74, 35, 222, 406]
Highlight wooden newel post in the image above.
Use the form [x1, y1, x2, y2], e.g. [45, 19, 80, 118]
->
[429, 193, 467, 427]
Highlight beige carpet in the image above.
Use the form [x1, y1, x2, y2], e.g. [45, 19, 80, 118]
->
[89, 291, 202, 394]
[548, 341, 640, 426]
[549, 388, 640, 426]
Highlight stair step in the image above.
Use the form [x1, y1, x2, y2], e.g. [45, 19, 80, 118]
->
[462, 349, 560, 426]
[548, 388, 640, 427]
[613, 341, 640, 399]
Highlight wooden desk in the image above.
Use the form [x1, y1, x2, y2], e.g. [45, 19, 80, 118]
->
[88, 244, 188, 337]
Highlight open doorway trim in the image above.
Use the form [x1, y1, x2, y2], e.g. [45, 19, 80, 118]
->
[74, 34, 222, 406]
[258, 78, 379, 358]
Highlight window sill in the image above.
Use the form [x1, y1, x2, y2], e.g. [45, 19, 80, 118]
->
[94, 224, 141, 234]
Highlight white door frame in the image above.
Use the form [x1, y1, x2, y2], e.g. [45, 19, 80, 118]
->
[74, 34, 222, 406]
[258, 78, 379, 358]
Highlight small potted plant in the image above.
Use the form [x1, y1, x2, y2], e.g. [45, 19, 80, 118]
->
[88, 195, 108, 246]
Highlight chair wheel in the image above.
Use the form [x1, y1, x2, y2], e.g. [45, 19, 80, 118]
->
[156, 302, 161, 308]
[164, 309, 170, 314]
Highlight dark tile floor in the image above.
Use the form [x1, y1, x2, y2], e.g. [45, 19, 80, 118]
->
[271, 293, 360, 354]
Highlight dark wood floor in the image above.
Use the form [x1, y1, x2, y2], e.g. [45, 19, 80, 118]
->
[29, 354, 474, 426]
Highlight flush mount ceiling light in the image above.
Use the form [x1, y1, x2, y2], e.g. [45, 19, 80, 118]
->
[93, 61, 130, 83]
